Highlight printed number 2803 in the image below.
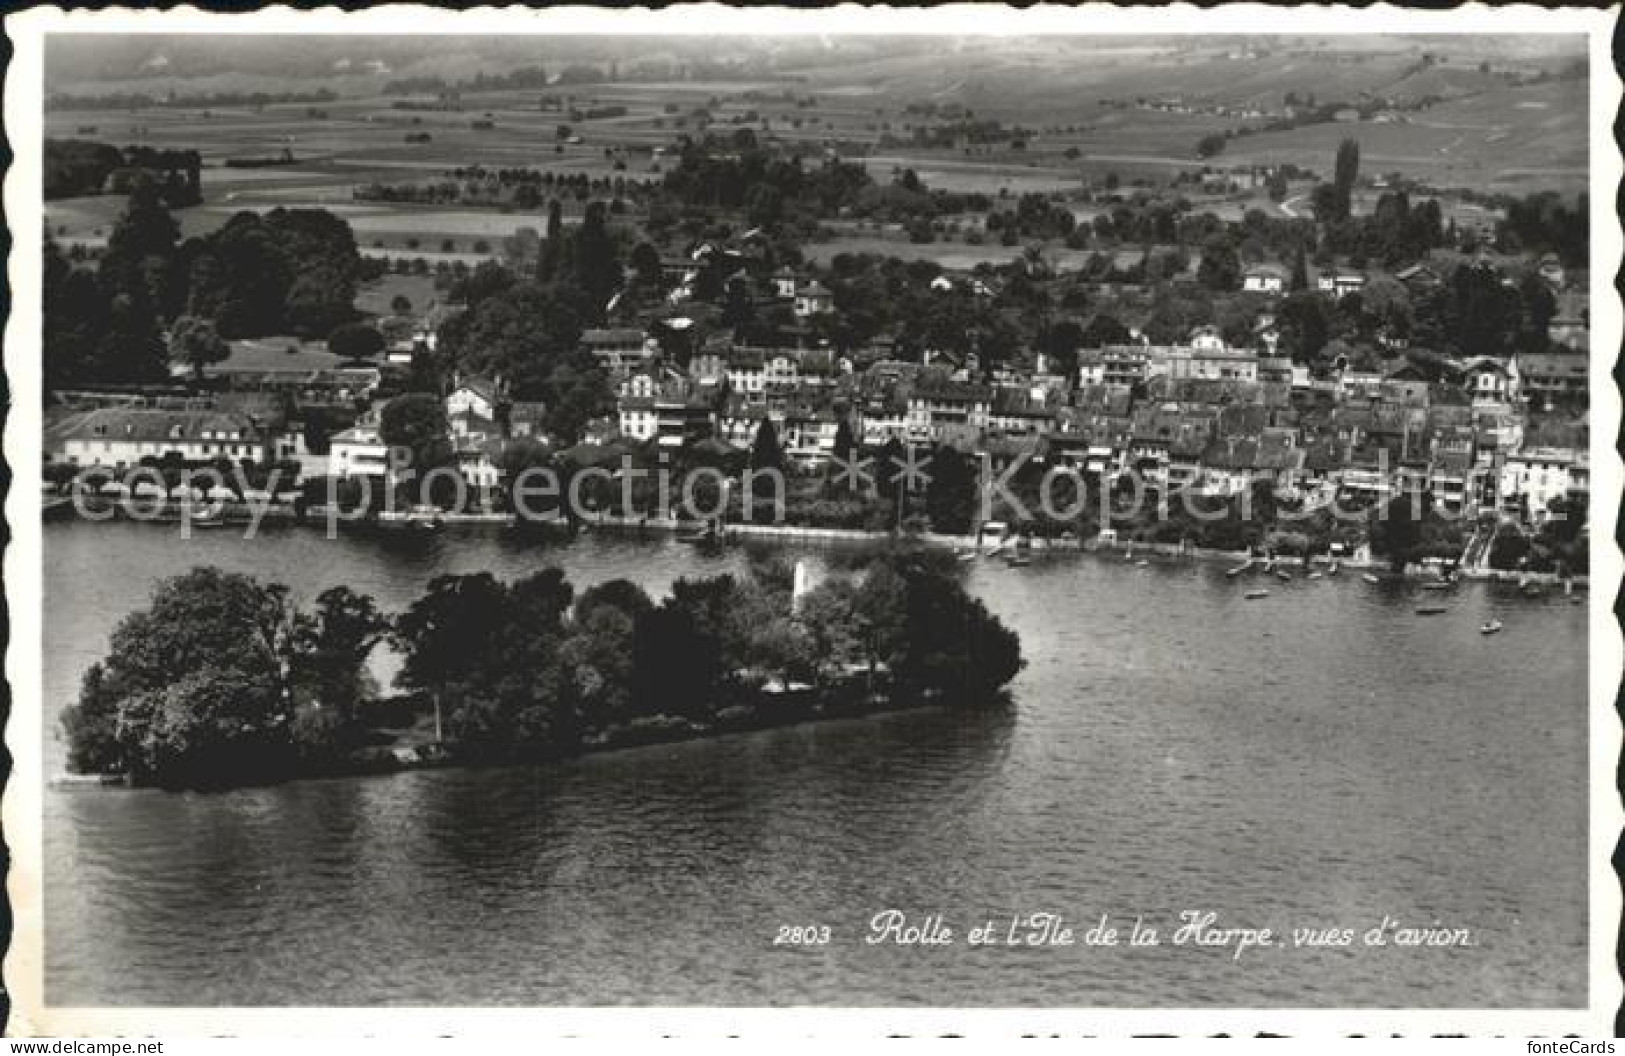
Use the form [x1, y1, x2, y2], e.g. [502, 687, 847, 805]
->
[774, 924, 831, 945]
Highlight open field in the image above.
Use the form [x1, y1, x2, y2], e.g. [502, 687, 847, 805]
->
[353, 273, 442, 318]
[44, 35, 1587, 263]
[1217, 80, 1587, 194]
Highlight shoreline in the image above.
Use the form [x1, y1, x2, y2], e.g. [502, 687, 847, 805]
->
[53, 681, 995, 792]
[45, 499, 1590, 588]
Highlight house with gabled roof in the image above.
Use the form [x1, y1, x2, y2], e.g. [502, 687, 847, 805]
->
[50, 407, 274, 468]
[447, 374, 501, 421]
[1242, 262, 1290, 293]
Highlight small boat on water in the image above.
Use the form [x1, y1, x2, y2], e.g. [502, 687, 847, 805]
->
[1415, 605, 1448, 616]
[1307, 572, 1323, 581]
[1005, 553, 1031, 567]
[1480, 620, 1503, 635]
[1135, 559, 1150, 568]
[678, 520, 722, 545]
[1362, 573, 1381, 584]
[377, 504, 444, 531]
[1245, 589, 1270, 600]
[187, 506, 231, 528]
[1420, 582, 1454, 591]
[1274, 570, 1292, 583]
[1226, 562, 1251, 578]
[957, 551, 978, 563]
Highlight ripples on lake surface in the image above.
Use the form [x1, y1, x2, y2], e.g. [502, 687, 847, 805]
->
[42, 522, 1588, 1006]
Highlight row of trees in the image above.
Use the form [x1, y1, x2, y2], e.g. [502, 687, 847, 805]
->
[44, 139, 202, 205]
[63, 554, 1023, 788]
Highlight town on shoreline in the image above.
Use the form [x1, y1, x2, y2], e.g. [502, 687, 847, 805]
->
[41, 37, 1593, 789]
[43, 130, 1589, 583]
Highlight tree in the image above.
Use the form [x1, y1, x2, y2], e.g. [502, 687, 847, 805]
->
[1332, 138, 1360, 222]
[1081, 313, 1131, 349]
[168, 314, 229, 380]
[290, 586, 391, 719]
[183, 207, 360, 339]
[893, 565, 1023, 699]
[380, 392, 448, 456]
[100, 176, 181, 315]
[452, 259, 518, 310]
[59, 567, 309, 787]
[1371, 490, 1428, 574]
[543, 359, 613, 444]
[536, 199, 566, 283]
[391, 294, 413, 314]
[846, 554, 1022, 700]
[44, 240, 117, 389]
[576, 579, 655, 624]
[794, 578, 862, 682]
[630, 241, 663, 290]
[558, 603, 638, 727]
[831, 417, 857, 491]
[327, 321, 386, 363]
[1360, 276, 1413, 342]
[925, 445, 976, 535]
[1278, 291, 1330, 364]
[379, 393, 455, 501]
[750, 417, 785, 476]
[437, 279, 591, 401]
[567, 200, 622, 315]
[1289, 245, 1309, 292]
[98, 290, 171, 383]
[392, 571, 575, 749]
[501, 226, 542, 271]
[1038, 318, 1086, 375]
[1197, 237, 1242, 292]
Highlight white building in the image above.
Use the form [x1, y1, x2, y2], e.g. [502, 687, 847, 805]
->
[329, 423, 391, 479]
[1462, 356, 1521, 407]
[1500, 448, 1587, 522]
[1242, 263, 1289, 294]
[50, 408, 272, 468]
[793, 281, 833, 318]
[1166, 348, 1259, 383]
[727, 350, 800, 395]
[446, 377, 499, 421]
[1317, 271, 1366, 299]
[581, 328, 654, 376]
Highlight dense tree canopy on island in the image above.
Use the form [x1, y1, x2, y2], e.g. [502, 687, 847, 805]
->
[393, 552, 1022, 760]
[62, 568, 389, 788]
[65, 554, 1023, 788]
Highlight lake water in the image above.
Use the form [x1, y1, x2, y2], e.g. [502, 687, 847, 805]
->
[41, 520, 1589, 1006]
